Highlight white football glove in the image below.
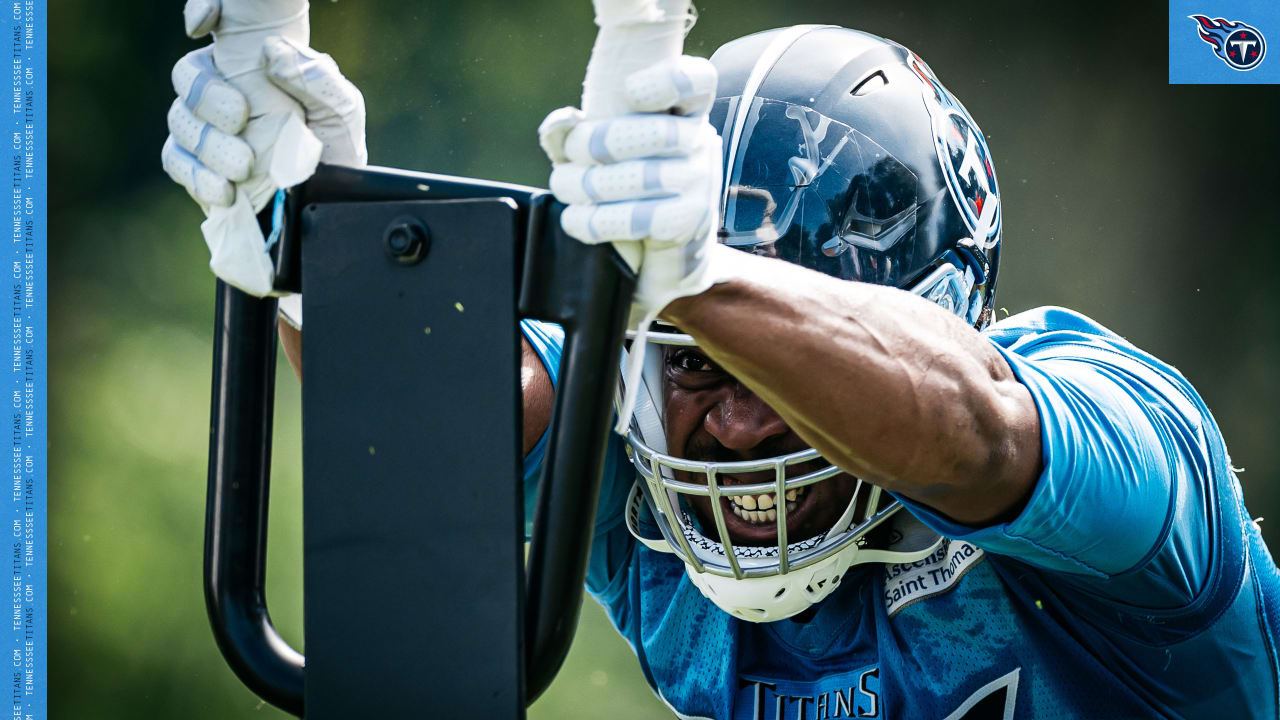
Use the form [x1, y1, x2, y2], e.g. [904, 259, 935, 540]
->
[538, 55, 724, 327]
[161, 0, 366, 297]
[540, 54, 733, 432]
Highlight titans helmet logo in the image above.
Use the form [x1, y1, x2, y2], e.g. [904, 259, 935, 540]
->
[905, 52, 1000, 250]
[1189, 15, 1267, 71]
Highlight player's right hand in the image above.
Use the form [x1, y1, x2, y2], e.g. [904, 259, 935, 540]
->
[538, 55, 722, 326]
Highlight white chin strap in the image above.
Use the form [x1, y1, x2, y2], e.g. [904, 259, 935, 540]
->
[621, 343, 668, 453]
[614, 313, 658, 434]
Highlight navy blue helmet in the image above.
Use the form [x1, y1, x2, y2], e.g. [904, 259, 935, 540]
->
[620, 27, 1002, 622]
[709, 25, 1000, 326]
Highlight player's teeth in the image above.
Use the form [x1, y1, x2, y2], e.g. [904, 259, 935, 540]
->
[785, 489, 798, 502]
[729, 497, 806, 524]
[730, 493, 783, 510]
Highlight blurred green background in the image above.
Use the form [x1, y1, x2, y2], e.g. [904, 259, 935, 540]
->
[50, 1, 1278, 718]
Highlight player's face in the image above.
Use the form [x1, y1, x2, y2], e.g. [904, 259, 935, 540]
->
[661, 346, 859, 547]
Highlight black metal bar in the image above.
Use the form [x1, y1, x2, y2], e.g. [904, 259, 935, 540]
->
[204, 278, 305, 716]
[520, 198, 636, 703]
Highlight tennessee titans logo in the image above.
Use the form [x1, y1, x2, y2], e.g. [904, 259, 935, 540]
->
[905, 52, 1000, 249]
[1189, 15, 1267, 71]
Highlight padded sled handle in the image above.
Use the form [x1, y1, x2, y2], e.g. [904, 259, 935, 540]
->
[204, 164, 635, 715]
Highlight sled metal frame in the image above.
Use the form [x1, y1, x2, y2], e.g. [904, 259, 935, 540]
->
[203, 164, 635, 718]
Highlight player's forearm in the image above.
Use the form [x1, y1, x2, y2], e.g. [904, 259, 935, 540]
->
[278, 317, 303, 378]
[661, 252, 1041, 525]
[521, 334, 554, 457]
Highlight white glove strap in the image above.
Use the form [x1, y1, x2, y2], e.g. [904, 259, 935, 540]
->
[202, 191, 277, 297]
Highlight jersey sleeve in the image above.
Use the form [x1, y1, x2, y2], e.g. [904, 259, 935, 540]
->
[520, 320, 636, 594]
[894, 308, 1223, 611]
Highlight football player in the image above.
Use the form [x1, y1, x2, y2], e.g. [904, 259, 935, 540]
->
[162, 10, 1280, 719]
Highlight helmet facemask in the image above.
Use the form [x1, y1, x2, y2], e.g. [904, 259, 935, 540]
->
[624, 343, 894, 580]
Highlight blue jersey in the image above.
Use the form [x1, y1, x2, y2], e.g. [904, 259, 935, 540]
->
[521, 307, 1280, 719]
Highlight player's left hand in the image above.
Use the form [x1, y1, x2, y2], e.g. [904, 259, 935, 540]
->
[161, 36, 367, 216]
[538, 55, 725, 323]
[161, 0, 368, 298]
